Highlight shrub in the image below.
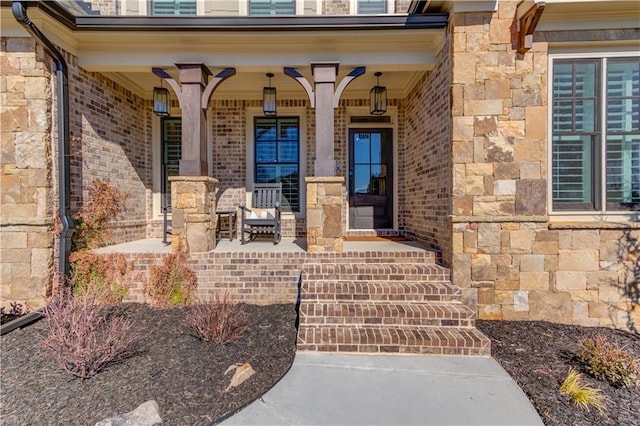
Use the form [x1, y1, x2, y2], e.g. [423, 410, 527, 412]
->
[39, 289, 138, 379]
[69, 252, 129, 305]
[72, 179, 127, 251]
[559, 368, 609, 413]
[145, 241, 197, 307]
[578, 334, 640, 387]
[185, 293, 249, 343]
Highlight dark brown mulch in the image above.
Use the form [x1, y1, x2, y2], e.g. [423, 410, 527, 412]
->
[477, 320, 640, 426]
[0, 303, 297, 426]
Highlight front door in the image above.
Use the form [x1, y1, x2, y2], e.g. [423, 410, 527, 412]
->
[348, 129, 393, 229]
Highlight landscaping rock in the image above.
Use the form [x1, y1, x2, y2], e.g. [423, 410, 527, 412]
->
[95, 400, 162, 426]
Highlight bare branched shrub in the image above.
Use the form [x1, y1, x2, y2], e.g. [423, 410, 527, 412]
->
[145, 241, 197, 307]
[72, 179, 127, 251]
[185, 293, 249, 343]
[40, 289, 138, 379]
[69, 252, 130, 305]
[579, 334, 639, 388]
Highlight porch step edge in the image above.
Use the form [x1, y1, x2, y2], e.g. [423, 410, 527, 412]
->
[296, 325, 491, 356]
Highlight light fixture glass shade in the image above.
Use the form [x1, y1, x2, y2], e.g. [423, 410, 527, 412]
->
[370, 84, 387, 115]
[153, 87, 170, 117]
[263, 86, 277, 116]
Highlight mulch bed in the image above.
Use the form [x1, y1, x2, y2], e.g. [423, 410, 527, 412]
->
[0, 303, 297, 426]
[477, 320, 640, 426]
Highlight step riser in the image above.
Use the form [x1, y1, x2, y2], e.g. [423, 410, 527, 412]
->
[299, 304, 475, 327]
[302, 273, 449, 282]
[301, 293, 461, 303]
[296, 327, 490, 356]
[297, 344, 488, 356]
[300, 318, 475, 327]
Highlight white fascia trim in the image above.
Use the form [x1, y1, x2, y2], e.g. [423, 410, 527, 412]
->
[245, 106, 308, 218]
[546, 49, 640, 218]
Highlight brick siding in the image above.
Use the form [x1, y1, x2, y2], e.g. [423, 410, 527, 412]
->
[66, 51, 153, 245]
[403, 31, 452, 263]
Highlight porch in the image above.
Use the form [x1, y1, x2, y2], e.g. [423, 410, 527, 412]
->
[94, 237, 490, 356]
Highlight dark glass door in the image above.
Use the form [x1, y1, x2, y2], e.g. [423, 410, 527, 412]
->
[349, 129, 393, 229]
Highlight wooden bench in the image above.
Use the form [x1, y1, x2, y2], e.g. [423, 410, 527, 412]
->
[239, 183, 282, 244]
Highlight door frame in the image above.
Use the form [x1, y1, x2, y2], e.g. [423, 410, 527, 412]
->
[346, 106, 398, 231]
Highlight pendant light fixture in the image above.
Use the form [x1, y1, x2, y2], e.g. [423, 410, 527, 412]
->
[263, 72, 277, 116]
[153, 78, 171, 117]
[370, 71, 387, 115]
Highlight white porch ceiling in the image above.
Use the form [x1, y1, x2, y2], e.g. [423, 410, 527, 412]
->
[80, 29, 443, 100]
[0, 6, 445, 101]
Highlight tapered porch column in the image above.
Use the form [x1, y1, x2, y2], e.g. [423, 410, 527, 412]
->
[284, 64, 364, 252]
[152, 65, 235, 252]
[176, 63, 210, 175]
[312, 63, 339, 176]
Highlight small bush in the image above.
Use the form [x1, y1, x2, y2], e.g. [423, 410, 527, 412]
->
[69, 252, 129, 305]
[145, 242, 197, 307]
[40, 289, 138, 379]
[185, 293, 249, 343]
[560, 368, 609, 413]
[578, 334, 640, 387]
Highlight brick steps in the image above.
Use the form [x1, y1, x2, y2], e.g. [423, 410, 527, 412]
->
[301, 263, 450, 282]
[300, 281, 461, 303]
[296, 325, 490, 356]
[297, 262, 491, 356]
[300, 302, 475, 327]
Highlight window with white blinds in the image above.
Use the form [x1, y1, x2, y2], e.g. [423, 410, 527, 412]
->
[551, 57, 639, 212]
[254, 117, 300, 212]
[249, 0, 295, 15]
[161, 118, 182, 210]
[150, 0, 196, 15]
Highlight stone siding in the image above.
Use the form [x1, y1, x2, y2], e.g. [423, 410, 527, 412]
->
[448, 0, 640, 331]
[0, 38, 54, 310]
[403, 31, 452, 262]
[66, 51, 152, 245]
[453, 223, 640, 330]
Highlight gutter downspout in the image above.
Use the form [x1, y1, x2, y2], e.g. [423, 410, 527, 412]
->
[12, 1, 74, 278]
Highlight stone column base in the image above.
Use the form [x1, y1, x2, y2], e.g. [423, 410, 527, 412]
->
[306, 176, 344, 252]
[169, 176, 218, 253]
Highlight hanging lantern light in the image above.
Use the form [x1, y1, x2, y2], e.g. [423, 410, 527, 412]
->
[263, 72, 277, 116]
[370, 71, 387, 115]
[153, 79, 170, 117]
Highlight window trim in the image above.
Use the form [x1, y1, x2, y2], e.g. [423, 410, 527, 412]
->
[245, 107, 307, 218]
[254, 116, 301, 212]
[547, 49, 640, 220]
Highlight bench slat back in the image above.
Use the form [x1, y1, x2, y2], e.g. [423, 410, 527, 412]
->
[252, 183, 282, 208]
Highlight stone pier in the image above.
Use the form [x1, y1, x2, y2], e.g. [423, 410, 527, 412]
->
[169, 176, 217, 253]
[306, 177, 344, 252]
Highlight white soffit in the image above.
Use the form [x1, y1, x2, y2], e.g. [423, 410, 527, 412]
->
[536, 0, 640, 31]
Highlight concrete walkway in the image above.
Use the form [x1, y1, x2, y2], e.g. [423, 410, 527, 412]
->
[220, 352, 543, 426]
